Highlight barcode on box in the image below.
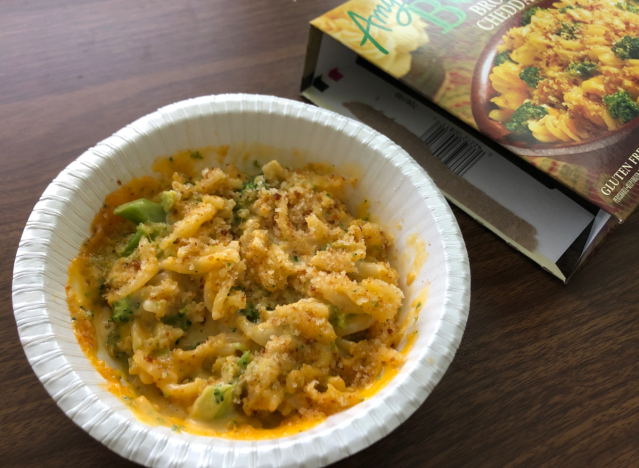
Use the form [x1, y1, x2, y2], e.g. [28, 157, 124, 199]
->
[420, 120, 485, 177]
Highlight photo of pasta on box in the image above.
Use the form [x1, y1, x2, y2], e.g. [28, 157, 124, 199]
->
[473, 0, 639, 150]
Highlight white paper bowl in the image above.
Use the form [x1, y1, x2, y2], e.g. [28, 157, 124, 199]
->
[12, 94, 470, 468]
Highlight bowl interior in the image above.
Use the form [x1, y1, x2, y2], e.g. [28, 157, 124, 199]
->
[13, 94, 469, 468]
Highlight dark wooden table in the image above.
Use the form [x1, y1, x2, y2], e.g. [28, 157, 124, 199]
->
[2, 1, 638, 466]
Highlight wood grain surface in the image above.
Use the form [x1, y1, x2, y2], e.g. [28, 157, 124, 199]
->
[1, 1, 638, 467]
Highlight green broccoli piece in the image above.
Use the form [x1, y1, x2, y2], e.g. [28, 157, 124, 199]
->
[190, 151, 203, 160]
[240, 305, 260, 323]
[617, 2, 639, 13]
[519, 67, 543, 88]
[213, 387, 225, 403]
[559, 5, 583, 13]
[558, 22, 580, 40]
[106, 330, 127, 360]
[113, 198, 166, 224]
[329, 305, 347, 330]
[566, 61, 598, 77]
[120, 223, 164, 257]
[603, 90, 639, 124]
[237, 351, 251, 369]
[121, 227, 145, 257]
[111, 296, 136, 323]
[612, 36, 639, 60]
[106, 330, 120, 348]
[505, 102, 549, 135]
[494, 50, 514, 66]
[190, 384, 236, 420]
[522, 6, 541, 25]
[161, 313, 192, 331]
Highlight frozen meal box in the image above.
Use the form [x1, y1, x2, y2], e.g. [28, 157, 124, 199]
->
[301, 0, 639, 281]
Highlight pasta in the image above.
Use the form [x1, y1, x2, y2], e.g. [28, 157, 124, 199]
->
[66, 152, 417, 437]
[489, 0, 639, 143]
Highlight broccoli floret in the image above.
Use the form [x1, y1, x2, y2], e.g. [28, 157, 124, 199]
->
[237, 351, 251, 369]
[121, 227, 146, 258]
[612, 36, 639, 60]
[113, 198, 167, 224]
[106, 330, 120, 347]
[558, 22, 580, 40]
[106, 330, 127, 360]
[603, 90, 639, 124]
[522, 6, 541, 25]
[190, 384, 235, 420]
[505, 102, 549, 135]
[494, 50, 514, 66]
[329, 305, 347, 330]
[566, 61, 598, 77]
[240, 305, 260, 323]
[111, 296, 137, 323]
[520, 67, 543, 88]
[161, 313, 192, 331]
[120, 223, 165, 257]
[617, 2, 639, 13]
[559, 5, 583, 13]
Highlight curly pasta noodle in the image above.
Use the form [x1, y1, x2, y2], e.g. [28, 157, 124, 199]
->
[488, 0, 639, 143]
